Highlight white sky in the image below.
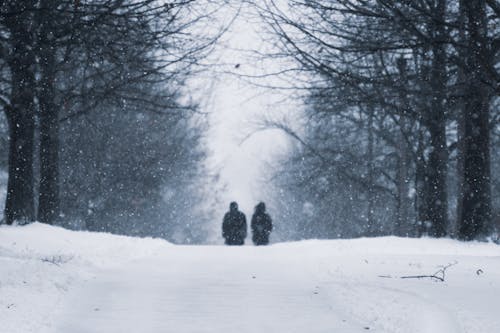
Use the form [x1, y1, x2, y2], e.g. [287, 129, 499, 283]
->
[201, 5, 293, 218]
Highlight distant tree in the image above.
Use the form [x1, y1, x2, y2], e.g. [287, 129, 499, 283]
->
[59, 86, 209, 240]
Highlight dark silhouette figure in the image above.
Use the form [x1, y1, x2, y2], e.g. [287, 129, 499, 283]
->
[222, 202, 247, 245]
[251, 202, 273, 246]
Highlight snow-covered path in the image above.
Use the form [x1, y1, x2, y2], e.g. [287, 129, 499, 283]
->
[53, 244, 500, 333]
[54, 247, 361, 333]
[2, 224, 500, 333]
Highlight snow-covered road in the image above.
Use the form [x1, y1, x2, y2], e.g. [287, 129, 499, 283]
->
[54, 247, 361, 333]
[54, 245, 500, 333]
[1, 224, 500, 333]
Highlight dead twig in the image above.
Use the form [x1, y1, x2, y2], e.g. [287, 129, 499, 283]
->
[400, 261, 458, 282]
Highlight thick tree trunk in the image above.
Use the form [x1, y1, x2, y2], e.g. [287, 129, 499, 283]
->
[5, 112, 36, 224]
[427, 121, 448, 237]
[457, 0, 493, 240]
[38, 53, 59, 224]
[425, 0, 449, 237]
[2, 1, 38, 225]
[37, 0, 60, 224]
[4, 41, 36, 224]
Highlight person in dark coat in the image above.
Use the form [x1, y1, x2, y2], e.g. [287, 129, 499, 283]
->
[222, 202, 247, 245]
[251, 202, 273, 246]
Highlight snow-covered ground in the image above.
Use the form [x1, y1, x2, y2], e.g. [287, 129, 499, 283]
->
[1, 223, 499, 333]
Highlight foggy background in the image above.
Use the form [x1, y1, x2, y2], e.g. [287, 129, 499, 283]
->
[0, 1, 498, 243]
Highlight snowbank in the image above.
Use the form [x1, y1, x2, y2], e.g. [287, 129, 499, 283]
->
[1, 223, 499, 333]
[272, 236, 500, 256]
[0, 223, 172, 333]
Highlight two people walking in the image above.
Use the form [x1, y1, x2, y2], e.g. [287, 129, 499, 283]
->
[222, 201, 273, 246]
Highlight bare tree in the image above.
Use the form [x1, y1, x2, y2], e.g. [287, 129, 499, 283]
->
[257, 0, 498, 239]
[456, 0, 498, 240]
[0, 0, 224, 226]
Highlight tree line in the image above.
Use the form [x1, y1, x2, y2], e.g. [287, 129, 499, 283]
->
[257, 0, 499, 241]
[0, 0, 221, 242]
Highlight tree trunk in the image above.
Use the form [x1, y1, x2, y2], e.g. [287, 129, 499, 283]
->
[37, 0, 60, 224]
[366, 106, 376, 235]
[395, 120, 411, 236]
[427, 120, 448, 237]
[3, 23, 36, 224]
[394, 57, 411, 237]
[425, 0, 449, 237]
[415, 130, 429, 237]
[457, 0, 493, 240]
[413, 49, 431, 237]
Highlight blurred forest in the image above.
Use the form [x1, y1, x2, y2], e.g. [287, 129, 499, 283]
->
[0, 1, 498, 243]
[0, 0, 223, 243]
[257, 0, 499, 241]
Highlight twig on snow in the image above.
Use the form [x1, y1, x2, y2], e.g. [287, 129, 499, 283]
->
[400, 261, 458, 282]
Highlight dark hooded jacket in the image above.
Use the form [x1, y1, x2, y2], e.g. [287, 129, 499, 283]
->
[222, 202, 247, 245]
[251, 202, 273, 245]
